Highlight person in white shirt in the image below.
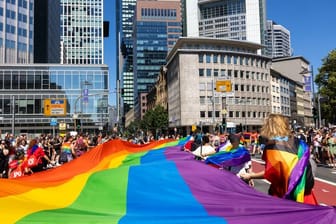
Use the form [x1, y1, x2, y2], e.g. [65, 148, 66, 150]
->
[192, 135, 216, 160]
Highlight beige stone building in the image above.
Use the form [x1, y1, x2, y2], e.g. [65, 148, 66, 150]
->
[166, 37, 272, 133]
[272, 56, 314, 128]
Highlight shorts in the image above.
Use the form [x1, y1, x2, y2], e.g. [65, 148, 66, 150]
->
[329, 145, 336, 155]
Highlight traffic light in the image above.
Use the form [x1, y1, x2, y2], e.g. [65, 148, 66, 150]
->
[75, 119, 81, 130]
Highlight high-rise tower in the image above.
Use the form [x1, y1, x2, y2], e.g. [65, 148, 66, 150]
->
[60, 0, 104, 64]
[119, 0, 137, 113]
[133, 0, 182, 119]
[266, 20, 291, 58]
[0, 0, 34, 63]
[34, 0, 61, 63]
[182, 0, 267, 54]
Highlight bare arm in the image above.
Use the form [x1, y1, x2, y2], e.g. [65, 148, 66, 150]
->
[240, 170, 265, 181]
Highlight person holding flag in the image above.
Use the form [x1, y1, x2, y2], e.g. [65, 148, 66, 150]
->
[240, 114, 317, 205]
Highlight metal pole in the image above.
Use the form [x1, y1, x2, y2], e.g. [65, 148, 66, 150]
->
[311, 65, 316, 128]
[245, 102, 247, 132]
[80, 81, 83, 133]
[318, 94, 322, 128]
[212, 79, 215, 133]
[12, 95, 15, 135]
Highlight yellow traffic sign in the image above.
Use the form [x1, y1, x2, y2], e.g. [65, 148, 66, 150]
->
[216, 80, 232, 92]
[44, 99, 51, 116]
[44, 98, 67, 116]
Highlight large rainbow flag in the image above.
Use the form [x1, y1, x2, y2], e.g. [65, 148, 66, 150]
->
[0, 138, 335, 224]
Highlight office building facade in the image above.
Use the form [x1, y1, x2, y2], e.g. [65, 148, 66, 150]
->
[0, 64, 109, 134]
[0, 0, 34, 63]
[266, 20, 291, 58]
[182, 0, 267, 54]
[166, 37, 272, 133]
[119, 0, 137, 113]
[34, 0, 61, 63]
[133, 0, 182, 119]
[271, 56, 314, 127]
[60, 0, 104, 64]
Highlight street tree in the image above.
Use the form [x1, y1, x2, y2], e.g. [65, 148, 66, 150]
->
[141, 105, 168, 138]
[315, 49, 336, 124]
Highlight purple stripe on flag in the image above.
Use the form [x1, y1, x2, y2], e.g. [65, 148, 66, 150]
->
[164, 146, 336, 224]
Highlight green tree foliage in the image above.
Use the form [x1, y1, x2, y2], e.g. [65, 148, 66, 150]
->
[141, 105, 168, 136]
[315, 49, 336, 123]
[124, 105, 168, 138]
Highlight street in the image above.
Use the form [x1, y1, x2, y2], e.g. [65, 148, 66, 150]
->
[251, 156, 336, 206]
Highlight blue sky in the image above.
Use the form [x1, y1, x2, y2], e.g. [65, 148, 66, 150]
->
[104, 1, 336, 105]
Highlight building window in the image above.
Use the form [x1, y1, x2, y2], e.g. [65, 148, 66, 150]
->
[199, 54, 204, 63]
[214, 69, 218, 77]
[233, 56, 238, 64]
[227, 55, 231, 64]
[200, 96, 205, 105]
[229, 111, 233, 118]
[200, 111, 205, 118]
[206, 54, 211, 63]
[213, 54, 218, 63]
[215, 111, 220, 117]
[206, 69, 211, 77]
[228, 69, 232, 77]
[208, 111, 212, 118]
[220, 54, 225, 63]
[199, 68, 204, 77]
[220, 69, 226, 77]
[235, 111, 239, 118]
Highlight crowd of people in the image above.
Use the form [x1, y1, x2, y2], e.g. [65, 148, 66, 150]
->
[183, 114, 336, 205]
[1, 114, 335, 206]
[0, 132, 112, 179]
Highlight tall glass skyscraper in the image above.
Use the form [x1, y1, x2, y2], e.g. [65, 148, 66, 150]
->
[119, 0, 136, 113]
[34, 0, 61, 63]
[60, 0, 104, 64]
[133, 0, 182, 118]
[0, 0, 34, 63]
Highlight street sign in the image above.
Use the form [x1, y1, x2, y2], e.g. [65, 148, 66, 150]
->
[216, 80, 232, 92]
[50, 118, 57, 126]
[214, 92, 235, 97]
[59, 122, 66, 131]
[44, 98, 67, 116]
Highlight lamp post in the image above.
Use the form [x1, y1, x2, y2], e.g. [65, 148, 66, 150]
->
[238, 99, 251, 132]
[80, 80, 92, 132]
